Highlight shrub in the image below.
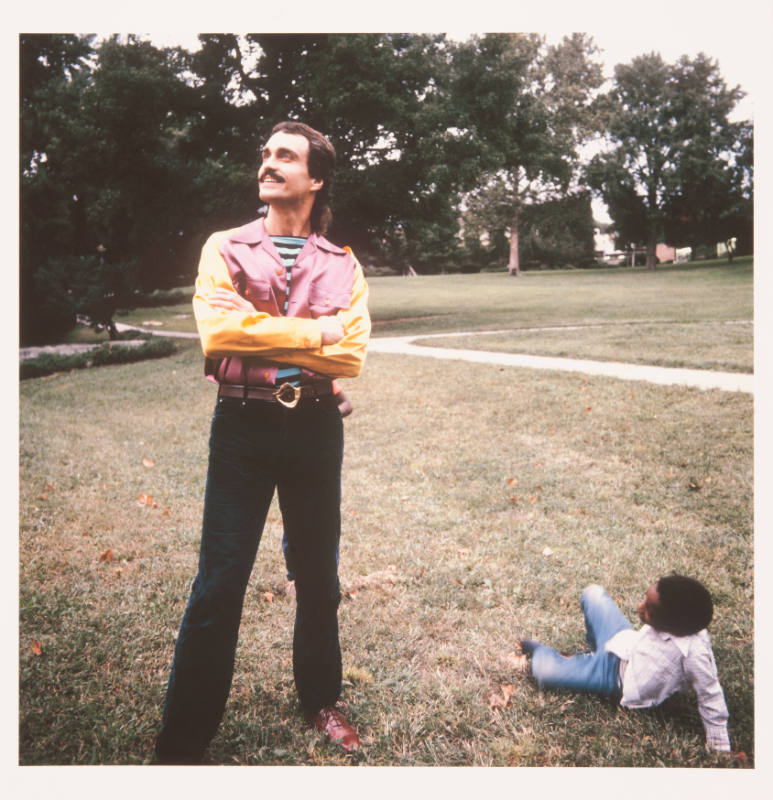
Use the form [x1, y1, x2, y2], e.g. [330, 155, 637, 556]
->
[20, 338, 177, 380]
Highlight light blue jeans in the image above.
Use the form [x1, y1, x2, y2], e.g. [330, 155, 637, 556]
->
[530, 584, 632, 697]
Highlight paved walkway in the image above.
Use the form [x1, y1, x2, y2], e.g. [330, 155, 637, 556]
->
[368, 331, 754, 394]
[25, 323, 753, 394]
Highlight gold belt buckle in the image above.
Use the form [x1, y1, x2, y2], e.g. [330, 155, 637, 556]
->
[274, 382, 302, 409]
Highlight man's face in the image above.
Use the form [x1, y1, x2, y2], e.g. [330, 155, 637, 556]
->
[638, 583, 661, 627]
[258, 131, 322, 206]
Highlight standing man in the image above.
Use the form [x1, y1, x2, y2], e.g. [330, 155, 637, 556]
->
[155, 121, 370, 764]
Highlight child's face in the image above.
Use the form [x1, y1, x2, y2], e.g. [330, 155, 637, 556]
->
[638, 583, 661, 627]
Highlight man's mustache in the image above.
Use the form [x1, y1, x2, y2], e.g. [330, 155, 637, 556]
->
[259, 169, 284, 182]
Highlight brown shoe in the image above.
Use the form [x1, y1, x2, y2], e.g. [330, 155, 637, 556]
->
[309, 706, 360, 753]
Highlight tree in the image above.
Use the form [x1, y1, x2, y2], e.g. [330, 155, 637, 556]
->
[452, 33, 604, 275]
[20, 35, 217, 343]
[20, 34, 97, 342]
[585, 52, 748, 269]
[189, 33, 468, 270]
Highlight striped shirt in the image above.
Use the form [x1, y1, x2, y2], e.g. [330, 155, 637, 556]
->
[271, 236, 306, 386]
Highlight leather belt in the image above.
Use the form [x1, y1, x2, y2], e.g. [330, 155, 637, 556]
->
[217, 380, 334, 409]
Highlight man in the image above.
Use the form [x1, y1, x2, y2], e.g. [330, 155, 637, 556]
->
[155, 121, 370, 764]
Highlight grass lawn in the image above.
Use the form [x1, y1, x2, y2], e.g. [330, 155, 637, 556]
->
[111, 259, 752, 370]
[19, 260, 754, 769]
[414, 321, 753, 373]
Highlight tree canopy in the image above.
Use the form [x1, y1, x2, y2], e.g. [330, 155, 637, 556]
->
[584, 52, 751, 268]
[19, 33, 752, 343]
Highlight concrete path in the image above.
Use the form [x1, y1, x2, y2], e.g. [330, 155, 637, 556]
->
[368, 332, 754, 394]
[26, 322, 753, 394]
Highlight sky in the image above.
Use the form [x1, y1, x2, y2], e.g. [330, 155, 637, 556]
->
[144, 22, 763, 123]
[12, 0, 768, 117]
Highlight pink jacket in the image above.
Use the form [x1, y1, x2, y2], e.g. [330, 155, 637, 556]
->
[192, 218, 370, 388]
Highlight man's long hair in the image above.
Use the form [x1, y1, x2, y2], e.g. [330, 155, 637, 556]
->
[271, 121, 336, 234]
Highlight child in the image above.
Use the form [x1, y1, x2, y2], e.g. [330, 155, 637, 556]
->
[519, 576, 731, 752]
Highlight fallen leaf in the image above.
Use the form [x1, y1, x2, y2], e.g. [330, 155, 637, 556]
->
[99, 548, 114, 562]
[142, 457, 156, 468]
[511, 495, 518, 505]
[489, 683, 516, 710]
[44, 483, 56, 491]
[262, 591, 274, 603]
[162, 507, 171, 516]
[344, 565, 399, 595]
[542, 546, 554, 556]
[31, 639, 43, 656]
[585, 406, 592, 413]
[529, 496, 537, 504]
[507, 477, 518, 487]
[457, 547, 471, 555]
[347, 589, 359, 599]
[414, 567, 425, 580]
[39, 493, 49, 500]
[506, 651, 528, 671]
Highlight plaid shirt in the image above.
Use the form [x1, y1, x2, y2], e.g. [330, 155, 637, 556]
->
[606, 625, 731, 751]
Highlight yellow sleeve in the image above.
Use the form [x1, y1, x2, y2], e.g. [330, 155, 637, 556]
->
[263, 255, 370, 378]
[193, 231, 324, 357]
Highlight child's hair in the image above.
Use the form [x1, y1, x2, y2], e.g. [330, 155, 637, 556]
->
[654, 574, 713, 636]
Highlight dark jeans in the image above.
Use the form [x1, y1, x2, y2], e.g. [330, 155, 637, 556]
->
[155, 395, 344, 763]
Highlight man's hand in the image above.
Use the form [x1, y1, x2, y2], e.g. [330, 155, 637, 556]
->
[319, 315, 344, 345]
[209, 288, 343, 345]
[209, 288, 257, 314]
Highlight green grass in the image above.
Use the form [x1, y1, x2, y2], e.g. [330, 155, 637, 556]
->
[413, 321, 753, 373]
[108, 258, 753, 346]
[19, 261, 754, 768]
[366, 257, 752, 336]
[113, 302, 198, 334]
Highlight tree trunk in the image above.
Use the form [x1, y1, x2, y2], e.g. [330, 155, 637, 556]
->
[507, 210, 521, 276]
[645, 229, 657, 270]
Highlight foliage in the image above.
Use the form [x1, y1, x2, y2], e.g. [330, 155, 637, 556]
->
[20, 35, 207, 343]
[585, 53, 750, 268]
[453, 34, 604, 274]
[20, 337, 177, 379]
[19, 34, 754, 345]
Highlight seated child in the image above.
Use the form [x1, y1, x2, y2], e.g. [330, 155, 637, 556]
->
[519, 576, 730, 751]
